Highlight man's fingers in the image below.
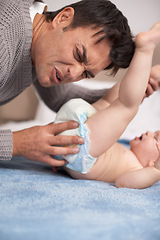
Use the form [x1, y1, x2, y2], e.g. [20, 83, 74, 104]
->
[48, 135, 84, 146]
[149, 78, 159, 91]
[49, 121, 79, 134]
[44, 156, 66, 167]
[145, 83, 154, 96]
[48, 145, 80, 156]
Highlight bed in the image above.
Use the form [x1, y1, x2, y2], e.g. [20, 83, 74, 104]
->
[0, 80, 160, 240]
[1, 153, 160, 240]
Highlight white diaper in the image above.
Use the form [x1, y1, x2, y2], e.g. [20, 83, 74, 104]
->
[54, 99, 97, 173]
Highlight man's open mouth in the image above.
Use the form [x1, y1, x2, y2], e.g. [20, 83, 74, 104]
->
[56, 72, 61, 81]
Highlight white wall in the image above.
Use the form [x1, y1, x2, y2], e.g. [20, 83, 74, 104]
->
[45, 0, 79, 11]
[110, 0, 160, 34]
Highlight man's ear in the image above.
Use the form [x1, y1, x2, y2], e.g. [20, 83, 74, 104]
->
[52, 7, 75, 29]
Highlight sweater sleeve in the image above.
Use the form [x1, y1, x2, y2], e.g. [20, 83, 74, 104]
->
[34, 80, 108, 112]
[0, 129, 13, 161]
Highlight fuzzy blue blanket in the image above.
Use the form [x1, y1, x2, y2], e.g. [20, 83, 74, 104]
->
[0, 154, 160, 240]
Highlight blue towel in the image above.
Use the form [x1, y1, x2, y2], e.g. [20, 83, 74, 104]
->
[0, 155, 160, 240]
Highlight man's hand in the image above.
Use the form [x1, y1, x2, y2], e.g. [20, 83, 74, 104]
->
[144, 78, 159, 99]
[12, 121, 84, 166]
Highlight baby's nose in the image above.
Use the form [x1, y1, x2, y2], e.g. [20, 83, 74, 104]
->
[146, 131, 153, 136]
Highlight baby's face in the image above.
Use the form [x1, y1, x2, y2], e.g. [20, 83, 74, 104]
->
[130, 131, 160, 167]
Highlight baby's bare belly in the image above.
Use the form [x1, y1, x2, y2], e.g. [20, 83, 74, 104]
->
[64, 142, 133, 183]
[64, 150, 116, 183]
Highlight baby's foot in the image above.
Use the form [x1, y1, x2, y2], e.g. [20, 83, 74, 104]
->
[135, 22, 160, 52]
[150, 65, 160, 83]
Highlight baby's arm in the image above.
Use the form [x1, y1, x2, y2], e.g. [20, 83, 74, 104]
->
[92, 80, 121, 111]
[115, 166, 160, 189]
[93, 64, 160, 112]
[87, 23, 160, 157]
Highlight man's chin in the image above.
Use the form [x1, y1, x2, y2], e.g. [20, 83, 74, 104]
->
[38, 77, 55, 88]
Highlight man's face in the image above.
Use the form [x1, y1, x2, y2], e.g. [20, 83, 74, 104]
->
[33, 9, 111, 87]
[130, 131, 160, 167]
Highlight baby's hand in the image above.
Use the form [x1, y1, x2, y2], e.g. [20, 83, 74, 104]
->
[150, 65, 160, 83]
[143, 65, 160, 99]
[135, 22, 160, 51]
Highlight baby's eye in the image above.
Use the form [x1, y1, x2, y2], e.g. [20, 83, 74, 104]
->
[154, 132, 160, 141]
[154, 136, 159, 143]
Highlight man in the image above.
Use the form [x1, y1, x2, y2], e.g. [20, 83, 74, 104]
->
[0, 0, 158, 166]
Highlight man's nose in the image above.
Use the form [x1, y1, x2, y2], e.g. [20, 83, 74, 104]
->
[67, 64, 85, 82]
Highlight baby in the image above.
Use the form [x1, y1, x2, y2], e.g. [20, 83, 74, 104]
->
[54, 22, 160, 189]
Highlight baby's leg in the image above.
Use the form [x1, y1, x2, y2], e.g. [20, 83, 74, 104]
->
[136, 22, 160, 52]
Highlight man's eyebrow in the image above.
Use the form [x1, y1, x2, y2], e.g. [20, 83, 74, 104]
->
[82, 45, 87, 65]
[82, 45, 95, 78]
[87, 70, 95, 78]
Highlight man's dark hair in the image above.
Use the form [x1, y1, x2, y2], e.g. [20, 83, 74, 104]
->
[44, 0, 135, 75]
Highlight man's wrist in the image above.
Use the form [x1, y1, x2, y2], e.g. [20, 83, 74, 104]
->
[12, 131, 20, 156]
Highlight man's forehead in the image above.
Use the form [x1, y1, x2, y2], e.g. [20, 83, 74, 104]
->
[91, 27, 107, 43]
[74, 25, 107, 43]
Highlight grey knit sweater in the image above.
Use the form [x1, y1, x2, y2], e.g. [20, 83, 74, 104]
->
[0, 0, 107, 161]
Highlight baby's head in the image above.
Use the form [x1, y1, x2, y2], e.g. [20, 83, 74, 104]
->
[130, 131, 160, 167]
